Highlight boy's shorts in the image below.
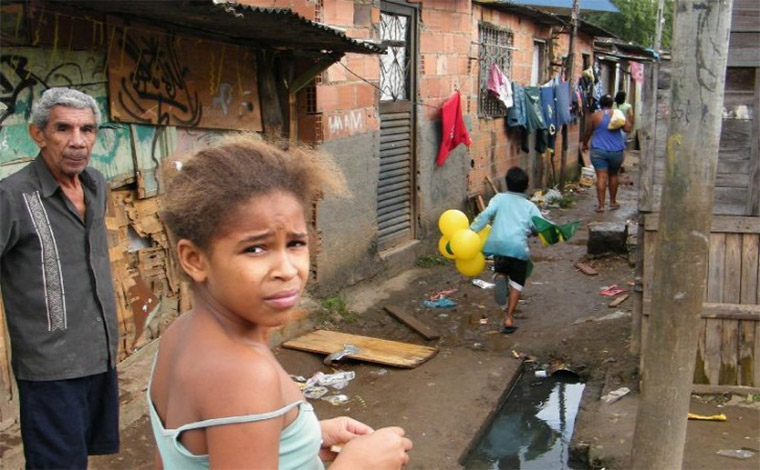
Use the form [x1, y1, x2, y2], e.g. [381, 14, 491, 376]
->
[18, 367, 120, 469]
[494, 256, 528, 292]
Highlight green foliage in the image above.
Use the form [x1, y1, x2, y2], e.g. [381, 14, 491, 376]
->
[586, 0, 674, 50]
[317, 295, 359, 325]
[416, 254, 448, 268]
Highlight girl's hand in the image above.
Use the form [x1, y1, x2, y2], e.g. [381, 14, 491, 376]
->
[319, 417, 374, 461]
[331, 426, 413, 470]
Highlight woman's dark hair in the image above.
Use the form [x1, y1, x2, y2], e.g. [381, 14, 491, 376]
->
[614, 91, 626, 105]
[600, 94, 614, 108]
[505, 167, 529, 193]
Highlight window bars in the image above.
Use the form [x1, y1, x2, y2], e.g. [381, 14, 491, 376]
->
[478, 23, 513, 117]
[380, 12, 409, 102]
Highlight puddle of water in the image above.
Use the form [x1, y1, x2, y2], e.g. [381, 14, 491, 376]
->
[463, 371, 586, 470]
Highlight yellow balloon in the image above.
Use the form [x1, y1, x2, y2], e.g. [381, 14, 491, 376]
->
[477, 224, 492, 248]
[449, 228, 481, 259]
[438, 210, 469, 238]
[438, 236, 456, 259]
[456, 252, 486, 277]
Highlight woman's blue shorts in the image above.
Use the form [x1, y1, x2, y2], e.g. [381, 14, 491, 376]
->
[590, 149, 624, 175]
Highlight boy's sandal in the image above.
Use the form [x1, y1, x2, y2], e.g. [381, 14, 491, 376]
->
[594, 207, 605, 213]
[609, 203, 620, 210]
[500, 325, 519, 334]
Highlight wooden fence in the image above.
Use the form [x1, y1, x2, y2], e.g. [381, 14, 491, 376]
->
[641, 215, 760, 389]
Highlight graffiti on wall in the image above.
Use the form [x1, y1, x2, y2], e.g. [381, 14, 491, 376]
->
[108, 23, 262, 131]
[0, 47, 132, 181]
[327, 110, 367, 138]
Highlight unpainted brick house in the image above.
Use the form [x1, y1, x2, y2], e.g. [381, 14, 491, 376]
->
[0, 0, 617, 426]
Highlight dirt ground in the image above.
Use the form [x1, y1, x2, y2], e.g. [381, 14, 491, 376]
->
[3, 156, 759, 469]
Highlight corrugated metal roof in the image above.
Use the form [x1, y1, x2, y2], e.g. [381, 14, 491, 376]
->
[473, 0, 567, 26]
[62, 0, 383, 54]
[505, 0, 618, 13]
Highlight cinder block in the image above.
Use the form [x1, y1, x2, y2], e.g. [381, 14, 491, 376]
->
[587, 222, 628, 256]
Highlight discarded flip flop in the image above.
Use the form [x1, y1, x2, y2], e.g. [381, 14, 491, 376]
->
[494, 275, 508, 307]
[500, 325, 518, 334]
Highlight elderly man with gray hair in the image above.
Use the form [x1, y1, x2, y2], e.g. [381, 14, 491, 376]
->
[0, 88, 119, 469]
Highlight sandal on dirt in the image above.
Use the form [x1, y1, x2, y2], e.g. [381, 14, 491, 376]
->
[594, 207, 605, 213]
[493, 275, 508, 306]
[609, 203, 620, 210]
[500, 325, 518, 334]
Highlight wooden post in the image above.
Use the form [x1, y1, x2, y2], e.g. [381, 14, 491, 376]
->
[630, 0, 734, 468]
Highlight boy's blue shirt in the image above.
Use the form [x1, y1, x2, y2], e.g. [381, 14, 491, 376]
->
[470, 191, 543, 261]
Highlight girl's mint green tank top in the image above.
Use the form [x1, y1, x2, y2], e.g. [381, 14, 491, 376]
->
[147, 359, 324, 470]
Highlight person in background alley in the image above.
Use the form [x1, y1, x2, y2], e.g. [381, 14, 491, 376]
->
[582, 94, 634, 212]
[149, 137, 412, 469]
[470, 167, 542, 335]
[0, 88, 120, 469]
[614, 90, 634, 148]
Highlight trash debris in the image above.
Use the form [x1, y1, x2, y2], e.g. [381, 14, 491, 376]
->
[303, 386, 329, 399]
[306, 371, 356, 390]
[472, 279, 495, 289]
[543, 188, 563, 205]
[322, 394, 349, 406]
[511, 350, 521, 359]
[479, 318, 488, 325]
[324, 344, 361, 366]
[601, 387, 630, 404]
[608, 293, 629, 307]
[599, 285, 628, 297]
[715, 449, 755, 459]
[574, 261, 598, 276]
[535, 370, 548, 378]
[429, 289, 457, 301]
[423, 297, 457, 308]
[371, 368, 388, 377]
[572, 310, 631, 325]
[688, 412, 727, 421]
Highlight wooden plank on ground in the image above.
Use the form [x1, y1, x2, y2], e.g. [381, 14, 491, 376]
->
[608, 294, 629, 308]
[282, 330, 438, 369]
[642, 230, 657, 304]
[574, 261, 598, 276]
[738, 320, 756, 386]
[384, 306, 440, 340]
[741, 233, 759, 304]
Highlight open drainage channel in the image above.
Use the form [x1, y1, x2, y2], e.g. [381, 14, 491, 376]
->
[462, 365, 587, 469]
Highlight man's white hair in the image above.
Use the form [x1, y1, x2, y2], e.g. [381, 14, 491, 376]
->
[31, 88, 101, 130]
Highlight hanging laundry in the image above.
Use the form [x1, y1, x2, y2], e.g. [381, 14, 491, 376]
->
[507, 82, 526, 128]
[539, 85, 557, 150]
[522, 87, 548, 154]
[487, 63, 513, 109]
[436, 91, 472, 167]
[630, 61, 644, 84]
[555, 80, 573, 126]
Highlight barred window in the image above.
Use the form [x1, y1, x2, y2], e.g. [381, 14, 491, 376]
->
[478, 23, 513, 117]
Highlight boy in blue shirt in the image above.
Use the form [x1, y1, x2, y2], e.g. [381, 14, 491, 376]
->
[470, 167, 541, 334]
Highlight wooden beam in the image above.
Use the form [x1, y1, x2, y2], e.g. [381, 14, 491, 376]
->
[643, 300, 760, 320]
[692, 384, 760, 395]
[644, 214, 760, 233]
[384, 306, 440, 340]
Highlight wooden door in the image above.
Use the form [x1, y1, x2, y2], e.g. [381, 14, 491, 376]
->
[377, 1, 417, 251]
